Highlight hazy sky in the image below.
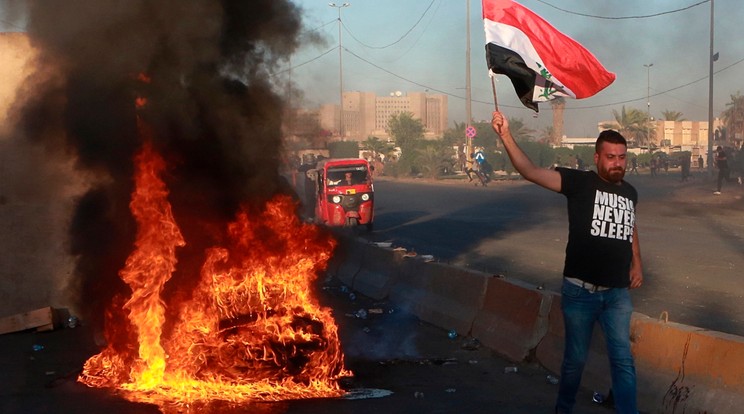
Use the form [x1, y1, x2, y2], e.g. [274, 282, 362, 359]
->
[288, 0, 743, 137]
[2, 1, 742, 137]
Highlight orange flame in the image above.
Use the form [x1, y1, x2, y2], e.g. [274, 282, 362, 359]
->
[79, 140, 349, 408]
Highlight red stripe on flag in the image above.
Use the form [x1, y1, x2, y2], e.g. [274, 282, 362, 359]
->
[482, 0, 614, 99]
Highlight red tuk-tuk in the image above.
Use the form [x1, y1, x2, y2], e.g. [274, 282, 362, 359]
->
[308, 158, 374, 230]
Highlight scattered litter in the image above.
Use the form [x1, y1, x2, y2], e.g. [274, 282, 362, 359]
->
[414, 391, 425, 399]
[348, 293, 357, 301]
[504, 366, 518, 373]
[468, 359, 479, 365]
[494, 274, 506, 279]
[379, 358, 458, 366]
[393, 247, 407, 252]
[403, 251, 417, 258]
[447, 329, 458, 339]
[421, 254, 435, 262]
[374, 242, 392, 248]
[45, 371, 56, 376]
[67, 316, 79, 329]
[592, 391, 605, 404]
[461, 337, 480, 350]
[368, 308, 384, 314]
[343, 388, 394, 400]
[546, 374, 559, 385]
[444, 388, 456, 393]
[32, 344, 44, 352]
[354, 309, 368, 319]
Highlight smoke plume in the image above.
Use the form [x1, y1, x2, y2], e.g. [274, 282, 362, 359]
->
[13, 0, 306, 329]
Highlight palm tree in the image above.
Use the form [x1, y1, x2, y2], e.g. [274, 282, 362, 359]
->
[414, 143, 455, 179]
[550, 97, 565, 146]
[602, 106, 652, 147]
[537, 126, 554, 144]
[661, 110, 686, 121]
[721, 92, 744, 144]
[361, 136, 393, 160]
[507, 117, 535, 141]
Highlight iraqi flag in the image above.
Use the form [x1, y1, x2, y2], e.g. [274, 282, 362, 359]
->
[483, 0, 615, 112]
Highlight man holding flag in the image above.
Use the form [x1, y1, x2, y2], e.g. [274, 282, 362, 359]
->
[484, 2, 642, 414]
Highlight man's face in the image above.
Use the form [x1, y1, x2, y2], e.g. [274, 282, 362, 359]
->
[594, 141, 627, 184]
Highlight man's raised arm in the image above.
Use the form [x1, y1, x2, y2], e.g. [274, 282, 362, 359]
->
[491, 111, 562, 193]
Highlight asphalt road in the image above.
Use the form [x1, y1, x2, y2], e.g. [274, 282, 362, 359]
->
[363, 170, 744, 337]
[0, 274, 615, 414]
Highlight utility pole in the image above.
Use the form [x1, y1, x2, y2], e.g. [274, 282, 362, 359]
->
[707, 0, 715, 175]
[644, 63, 653, 150]
[329, 2, 350, 138]
[465, 0, 473, 161]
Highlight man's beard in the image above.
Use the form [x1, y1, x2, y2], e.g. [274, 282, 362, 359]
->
[606, 167, 625, 183]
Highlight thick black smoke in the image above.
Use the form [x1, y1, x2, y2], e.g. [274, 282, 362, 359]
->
[15, 1, 306, 330]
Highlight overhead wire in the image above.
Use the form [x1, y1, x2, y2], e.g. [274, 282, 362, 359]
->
[287, 1, 734, 114]
[342, 0, 438, 50]
[532, 0, 709, 20]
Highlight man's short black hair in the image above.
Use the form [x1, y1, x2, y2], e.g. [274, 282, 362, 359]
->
[595, 130, 627, 153]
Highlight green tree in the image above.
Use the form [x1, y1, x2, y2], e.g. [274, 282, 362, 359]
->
[722, 92, 744, 142]
[386, 112, 425, 153]
[537, 126, 554, 144]
[661, 110, 686, 121]
[442, 121, 467, 147]
[413, 141, 456, 179]
[506, 118, 535, 141]
[361, 136, 394, 160]
[602, 106, 653, 147]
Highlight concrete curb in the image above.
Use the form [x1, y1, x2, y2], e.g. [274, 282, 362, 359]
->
[332, 235, 744, 413]
[472, 276, 552, 362]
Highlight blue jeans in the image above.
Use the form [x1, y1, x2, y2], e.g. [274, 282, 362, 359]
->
[555, 279, 637, 414]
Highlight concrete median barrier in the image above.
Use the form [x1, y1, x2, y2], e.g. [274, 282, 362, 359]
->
[326, 236, 404, 300]
[334, 237, 744, 412]
[390, 259, 488, 338]
[472, 276, 552, 362]
[632, 313, 744, 413]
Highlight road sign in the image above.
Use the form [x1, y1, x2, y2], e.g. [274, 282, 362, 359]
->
[465, 126, 477, 138]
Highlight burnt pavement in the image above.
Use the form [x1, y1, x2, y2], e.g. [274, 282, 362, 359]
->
[0, 274, 614, 414]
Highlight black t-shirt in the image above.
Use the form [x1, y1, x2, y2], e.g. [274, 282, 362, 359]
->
[557, 168, 638, 288]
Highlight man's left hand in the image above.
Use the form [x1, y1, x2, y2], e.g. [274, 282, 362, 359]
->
[629, 268, 643, 289]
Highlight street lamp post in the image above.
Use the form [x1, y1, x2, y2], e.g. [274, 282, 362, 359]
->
[643, 63, 653, 149]
[465, 0, 473, 162]
[707, 0, 715, 175]
[329, 2, 350, 138]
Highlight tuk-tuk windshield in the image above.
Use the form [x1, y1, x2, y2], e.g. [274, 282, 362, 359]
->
[327, 165, 368, 186]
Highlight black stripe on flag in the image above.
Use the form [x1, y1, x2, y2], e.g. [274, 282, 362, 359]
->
[486, 43, 553, 112]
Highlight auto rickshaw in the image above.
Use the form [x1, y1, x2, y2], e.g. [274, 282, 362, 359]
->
[307, 158, 374, 231]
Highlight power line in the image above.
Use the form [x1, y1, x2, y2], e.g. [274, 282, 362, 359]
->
[285, 42, 744, 113]
[343, 47, 524, 109]
[342, 0, 438, 49]
[270, 47, 337, 77]
[568, 56, 744, 110]
[301, 19, 337, 36]
[531, 0, 709, 20]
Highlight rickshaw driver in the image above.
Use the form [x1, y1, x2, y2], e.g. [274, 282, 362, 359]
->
[329, 171, 355, 186]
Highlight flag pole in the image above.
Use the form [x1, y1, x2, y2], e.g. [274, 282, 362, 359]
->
[490, 75, 499, 111]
